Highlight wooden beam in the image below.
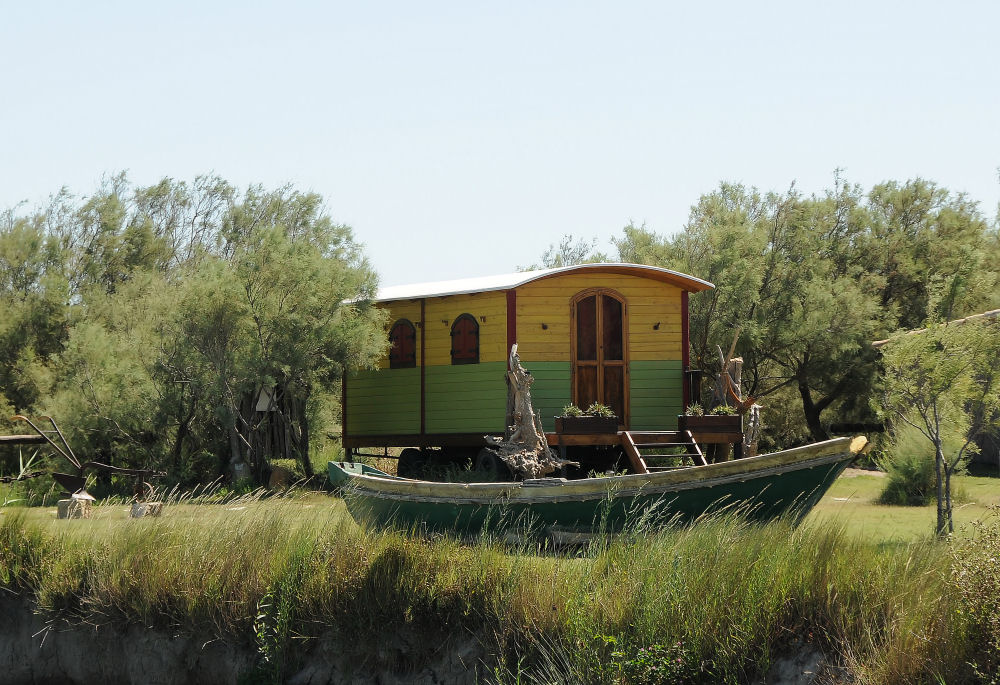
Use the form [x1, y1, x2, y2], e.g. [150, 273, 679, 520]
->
[681, 290, 690, 409]
[688, 431, 743, 445]
[544, 432, 620, 447]
[0, 435, 47, 445]
[506, 289, 516, 366]
[621, 432, 649, 474]
[684, 430, 707, 466]
[420, 298, 426, 437]
[343, 433, 502, 449]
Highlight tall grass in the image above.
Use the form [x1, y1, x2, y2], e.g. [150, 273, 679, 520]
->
[0, 496, 995, 683]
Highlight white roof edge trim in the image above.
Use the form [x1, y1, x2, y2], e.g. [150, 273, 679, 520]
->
[373, 263, 714, 303]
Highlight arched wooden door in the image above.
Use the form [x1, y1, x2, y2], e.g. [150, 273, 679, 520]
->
[571, 289, 628, 427]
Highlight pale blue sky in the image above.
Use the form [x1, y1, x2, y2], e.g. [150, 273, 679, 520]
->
[3, 1, 998, 286]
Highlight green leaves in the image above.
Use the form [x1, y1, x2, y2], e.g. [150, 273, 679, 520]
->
[1, 174, 386, 486]
[875, 319, 1000, 534]
[608, 175, 998, 447]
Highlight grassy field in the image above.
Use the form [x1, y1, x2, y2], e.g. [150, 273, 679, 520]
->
[10, 469, 997, 543]
[808, 469, 1000, 543]
[2, 471, 1000, 683]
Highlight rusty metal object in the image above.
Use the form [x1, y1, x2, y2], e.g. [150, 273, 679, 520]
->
[10, 416, 164, 501]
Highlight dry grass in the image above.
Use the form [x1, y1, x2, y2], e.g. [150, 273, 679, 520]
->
[1, 472, 999, 683]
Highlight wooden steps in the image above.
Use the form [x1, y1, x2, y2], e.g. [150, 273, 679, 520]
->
[545, 429, 714, 475]
[621, 430, 706, 475]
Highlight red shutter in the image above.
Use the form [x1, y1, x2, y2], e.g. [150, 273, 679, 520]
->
[450, 314, 479, 365]
[389, 320, 417, 368]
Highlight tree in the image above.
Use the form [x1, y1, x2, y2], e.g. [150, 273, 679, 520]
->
[217, 185, 386, 480]
[874, 318, 1000, 536]
[520, 233, 608, 270]
[613, 183, 882, 445]
[0, 210, 70, 412]
[10, 174, 388, 487]
[611, 176, 998, 447]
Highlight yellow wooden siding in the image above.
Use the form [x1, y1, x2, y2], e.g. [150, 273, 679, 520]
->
[376, 300, 423, 370]
[423, 292, 507, 366]
[515, 273, 683, 362]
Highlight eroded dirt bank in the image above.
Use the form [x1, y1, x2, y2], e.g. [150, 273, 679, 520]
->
[0, 596, 487, 685]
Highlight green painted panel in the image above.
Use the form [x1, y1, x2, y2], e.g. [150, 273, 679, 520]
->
[629, 361, 684, 431]
[524, 362, 571, 432]
[425, 362, 507, 433]
[631, 360, 684, 370]
[346, 368, 420, 435]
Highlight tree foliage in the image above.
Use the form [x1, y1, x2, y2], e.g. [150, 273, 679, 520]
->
[874, 319, 1000, 535]
[611, 176, 999, 448]
[1, 175, 385, 487]
[520, 233, 609, 270]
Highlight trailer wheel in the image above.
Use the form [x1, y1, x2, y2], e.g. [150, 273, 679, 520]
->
[475, 448, 513, 481]
[397, 448, 427, 478]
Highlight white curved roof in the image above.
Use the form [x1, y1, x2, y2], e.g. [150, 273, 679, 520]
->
[375, 263, 713, 303]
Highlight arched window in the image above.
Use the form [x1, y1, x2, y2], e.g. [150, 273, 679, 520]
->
[450, 313, 479, 365]
[388, 319, 417, 369]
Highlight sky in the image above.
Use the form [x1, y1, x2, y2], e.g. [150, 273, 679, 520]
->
[2, 1, 998, 286]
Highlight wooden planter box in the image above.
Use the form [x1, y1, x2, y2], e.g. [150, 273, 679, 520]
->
[554, 416, 619, 434]
[678, 414, 743, 435]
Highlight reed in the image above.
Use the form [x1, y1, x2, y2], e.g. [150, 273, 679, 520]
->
[0, 494, 994, 684]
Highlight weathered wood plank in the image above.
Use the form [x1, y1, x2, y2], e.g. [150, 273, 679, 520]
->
[0, 435, 47, 444]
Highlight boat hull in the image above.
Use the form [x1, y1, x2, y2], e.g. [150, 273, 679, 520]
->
[329, 436, 866, 534]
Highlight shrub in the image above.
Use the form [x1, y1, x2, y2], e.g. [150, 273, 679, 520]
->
[878, 421, 966, 506]
[613, 641, 708, 684]
[878, 424, 937, 506]
[951, 508, 1000, 680]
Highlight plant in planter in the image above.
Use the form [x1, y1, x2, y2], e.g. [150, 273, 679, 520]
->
[678, 403, 742, 433]
[555, 403, 619, 434]
[584, 402, 616, 418]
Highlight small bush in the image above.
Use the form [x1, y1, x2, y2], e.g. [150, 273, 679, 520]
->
[560, 404, 584, 417]
[878, 422, 964, 506]
[613, 641, 708, 684]
[269, 458, 307, 483]
[952, 509, 1000, 679]
[878, 424, 934, 506]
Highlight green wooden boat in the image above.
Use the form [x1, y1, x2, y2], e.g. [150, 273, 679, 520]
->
[328, 436, 867, 534]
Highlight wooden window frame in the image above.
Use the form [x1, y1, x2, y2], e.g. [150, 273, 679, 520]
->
[388, 318, 417, 369]
[450, 313, 480, 365]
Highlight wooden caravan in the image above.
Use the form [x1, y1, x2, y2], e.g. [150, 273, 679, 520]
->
[343, 263, 714, 464]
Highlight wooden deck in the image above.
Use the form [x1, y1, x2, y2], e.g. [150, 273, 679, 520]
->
[546, 429, 744, 475]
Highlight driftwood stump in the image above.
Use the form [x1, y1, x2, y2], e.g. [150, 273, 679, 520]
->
[487, 344, 578, 479]
[743, 403, 762, 457]
[710, 338, 763, 461]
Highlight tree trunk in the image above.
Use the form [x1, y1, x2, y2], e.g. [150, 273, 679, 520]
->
[298, 390, 313, 478]
[229, 424, 243, 466]
[798, 382, 831, 442]
[935, 438, 948, 537]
